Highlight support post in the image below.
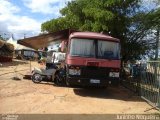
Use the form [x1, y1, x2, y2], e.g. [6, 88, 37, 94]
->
[155, 27, 160, 109]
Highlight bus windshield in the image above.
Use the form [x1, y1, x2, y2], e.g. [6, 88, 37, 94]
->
[70, 39, 95, 57]
[70, 38, 120, 59]
[98, 40, 120, 59]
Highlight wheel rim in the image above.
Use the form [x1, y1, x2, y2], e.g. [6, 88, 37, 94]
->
[33, 74, 42, 82]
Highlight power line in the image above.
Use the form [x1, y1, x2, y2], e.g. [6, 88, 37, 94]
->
[0, 31, 40, 40]
[0, 30, 40, 35]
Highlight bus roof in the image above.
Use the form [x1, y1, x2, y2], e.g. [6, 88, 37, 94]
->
[70, 32, 120, 42]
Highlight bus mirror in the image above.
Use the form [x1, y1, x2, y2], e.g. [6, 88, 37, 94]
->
[64, 41, 68, 46]
[60, 41, 67, 52]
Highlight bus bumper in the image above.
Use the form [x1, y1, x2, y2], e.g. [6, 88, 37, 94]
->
[67, 77, 119, 87]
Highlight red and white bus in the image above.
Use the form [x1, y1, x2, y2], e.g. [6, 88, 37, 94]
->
[65, 31, 120, 87]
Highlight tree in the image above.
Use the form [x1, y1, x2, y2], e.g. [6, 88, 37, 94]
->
[130, 7, 160, 59]
[41, 0, 160, 62]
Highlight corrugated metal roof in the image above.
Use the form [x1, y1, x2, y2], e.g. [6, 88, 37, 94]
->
[17, 29, 75, 49]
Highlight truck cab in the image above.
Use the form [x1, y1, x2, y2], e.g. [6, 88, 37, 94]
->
[65, 32, 120, 87]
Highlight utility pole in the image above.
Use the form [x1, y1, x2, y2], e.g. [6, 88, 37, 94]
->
[154, 27, 160, 109]
[3, 33, 6, 40]
[24, 33, 26, 39]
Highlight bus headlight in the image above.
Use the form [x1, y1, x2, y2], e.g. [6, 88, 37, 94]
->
[69, 69, 81, 75]
[109, 72, 119, 77]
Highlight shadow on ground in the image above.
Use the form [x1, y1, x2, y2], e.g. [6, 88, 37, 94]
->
[19, 77, 144, 102]
[73, 86, 144, 102]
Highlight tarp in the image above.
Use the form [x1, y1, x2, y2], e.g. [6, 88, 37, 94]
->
[0, 39, 14, 56]
[0, 41, 13, 62]
[17, 29, 76, 49]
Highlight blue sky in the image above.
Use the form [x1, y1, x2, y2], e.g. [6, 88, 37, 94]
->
[0, 0, 158, 40]
[0, 0, 71, 39]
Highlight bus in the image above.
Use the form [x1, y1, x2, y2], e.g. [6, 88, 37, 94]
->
[64, 31, 120, 87]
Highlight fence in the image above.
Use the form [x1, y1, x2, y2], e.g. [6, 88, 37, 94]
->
[141, 61, 160, 110]
[121, 61, 160, 110]
[121, 64, 141, 94]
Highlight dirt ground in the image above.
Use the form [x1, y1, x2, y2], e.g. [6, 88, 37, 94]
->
[0, 59, 159, 114]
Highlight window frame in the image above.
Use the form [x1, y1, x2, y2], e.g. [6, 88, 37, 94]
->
[69, 38, 120, 60]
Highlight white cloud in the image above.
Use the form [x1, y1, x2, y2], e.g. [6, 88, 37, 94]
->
[0, 0, 72, 39]
[0, 0, 41, 39]
[0, 0, 20, 15]
[23, 0, 71, 15]
[7, 16, 41, 32]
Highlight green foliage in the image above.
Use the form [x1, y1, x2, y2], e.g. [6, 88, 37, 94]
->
[41, 0, 160, 62]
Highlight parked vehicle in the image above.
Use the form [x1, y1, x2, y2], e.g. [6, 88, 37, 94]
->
[32, 66, 55, 83]
[64, 32, 120, 87]
[31, 63, 65, 85]
[15, 49, 37, 60]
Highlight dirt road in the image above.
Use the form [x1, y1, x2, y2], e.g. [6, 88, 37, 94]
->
[0, 60, 159, 114]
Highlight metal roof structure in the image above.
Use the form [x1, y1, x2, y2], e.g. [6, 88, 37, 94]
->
[17, 29, 75, 49]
